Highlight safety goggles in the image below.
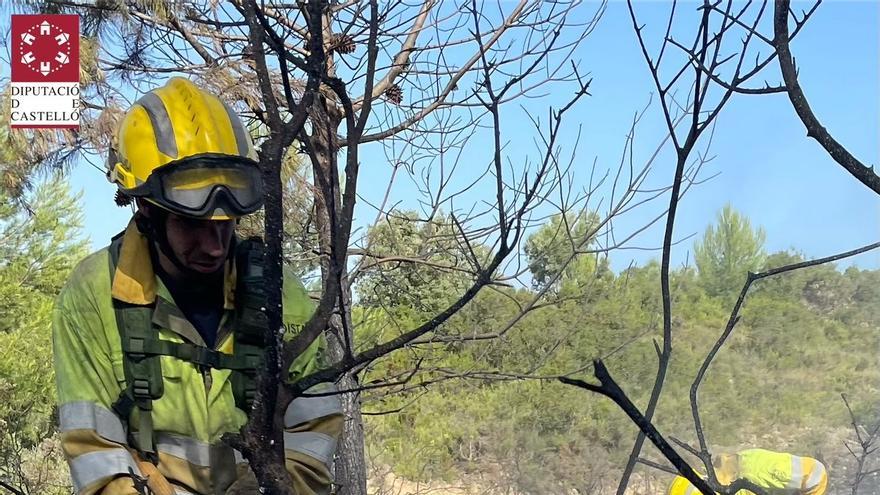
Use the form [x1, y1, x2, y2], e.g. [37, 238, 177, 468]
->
[127, 154, 263, 218]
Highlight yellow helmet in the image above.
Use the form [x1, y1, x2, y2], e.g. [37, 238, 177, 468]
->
[108, 77, 262, 220]
[668, 473, 717, 495]
[667, 475, 697, 495]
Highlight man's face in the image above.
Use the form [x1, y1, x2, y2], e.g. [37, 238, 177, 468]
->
[164, 212, 236, 275]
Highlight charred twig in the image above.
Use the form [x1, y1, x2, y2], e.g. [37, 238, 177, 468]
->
[561, 361, 770, 495]
[636, 457, 680, 476]
[559, 360, 716, 495]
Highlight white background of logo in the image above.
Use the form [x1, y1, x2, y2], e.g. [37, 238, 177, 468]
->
[10, 82, 79, 127]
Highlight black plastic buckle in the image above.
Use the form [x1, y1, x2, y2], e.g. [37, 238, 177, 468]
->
[193, 346, 219, 368]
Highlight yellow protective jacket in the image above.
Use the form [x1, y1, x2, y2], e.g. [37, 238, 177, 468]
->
[53, 219, 343, 495]
[666, 449, 828, 495]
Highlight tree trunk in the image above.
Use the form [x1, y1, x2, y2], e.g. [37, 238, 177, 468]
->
[309, 95, 368, 495]
[326, 318, 368, 495]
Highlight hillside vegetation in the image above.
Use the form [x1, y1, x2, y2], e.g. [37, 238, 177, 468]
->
[2, 185, 877, 494]
[358, 207, 880, 494]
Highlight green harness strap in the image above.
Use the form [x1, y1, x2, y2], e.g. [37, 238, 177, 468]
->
[228, 237, 269, 409]
[108, 233, 268, 464]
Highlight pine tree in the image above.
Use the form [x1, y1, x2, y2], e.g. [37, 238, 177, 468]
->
[693, 204, 767, 299]
[0, 175, 88, 494]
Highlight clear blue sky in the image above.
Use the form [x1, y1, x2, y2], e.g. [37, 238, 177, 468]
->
[69, 1, 879, 275]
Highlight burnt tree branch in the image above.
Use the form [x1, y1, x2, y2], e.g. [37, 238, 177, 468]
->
[774, 0, 880, 195]
[561, 361, 770, 495]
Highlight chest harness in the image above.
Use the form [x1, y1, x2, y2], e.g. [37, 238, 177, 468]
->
[107, 232, 269, 464]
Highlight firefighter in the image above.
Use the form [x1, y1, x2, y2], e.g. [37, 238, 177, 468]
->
[667, 448, 827, 495]
[53, 77, 342, 495]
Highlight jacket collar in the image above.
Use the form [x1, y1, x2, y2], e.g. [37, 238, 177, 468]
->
[110, 218, 236, 310]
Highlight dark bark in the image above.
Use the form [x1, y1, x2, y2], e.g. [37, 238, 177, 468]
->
[326, 316, 368, 495]
[308, 93, 368, 495]
[773, 0, 880, 196]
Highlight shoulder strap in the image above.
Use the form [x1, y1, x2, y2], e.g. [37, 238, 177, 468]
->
[230, 237, 269, 412]
[108, 233, 163, 464]
[233, 236, 270, 346]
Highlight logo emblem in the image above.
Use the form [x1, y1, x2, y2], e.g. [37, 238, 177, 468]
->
[18, 20, 73, 77]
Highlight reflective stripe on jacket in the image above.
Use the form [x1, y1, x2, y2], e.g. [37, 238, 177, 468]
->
[53, 219, 343, 495]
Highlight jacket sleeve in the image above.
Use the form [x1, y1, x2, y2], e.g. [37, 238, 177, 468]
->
[53, 277, 141, 495]
[282, 347, 344, 495]
[800, 458, 828, 495]
[281, 273, 344, 494]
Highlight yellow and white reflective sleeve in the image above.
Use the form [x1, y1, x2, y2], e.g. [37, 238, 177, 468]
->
[59, 401, 141, 494]
[284, 383, 344, 429]
[787, 455, 805, 490]
[284, 382, 342, 468]
[68, 449, 141, 494]
[282, 383, 344, 495]
[60, 401, 128, 444]
[283, 431, 338, 469]
[786, 456, 828, 495]
[803, 459, 828, 495]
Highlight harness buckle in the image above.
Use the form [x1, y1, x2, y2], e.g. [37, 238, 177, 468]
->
[192, 346, 219, 368]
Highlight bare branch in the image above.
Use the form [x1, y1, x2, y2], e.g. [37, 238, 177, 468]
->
[357, 1, 528, 144]
[773, 0, 880, 195]
[559, 361, 717, 495]
[354, 0, 433, 114]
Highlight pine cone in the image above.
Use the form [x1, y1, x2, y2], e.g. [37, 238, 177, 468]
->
[114, 190, 132, 207]
[385, 84, 403, 105]
[333, 34, 355, 54]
